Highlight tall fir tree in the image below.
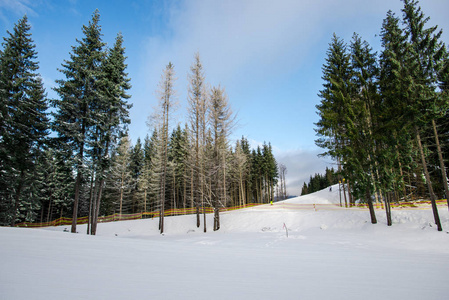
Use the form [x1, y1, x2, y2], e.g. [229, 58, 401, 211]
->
[89, 32, 131, 234]
[104, 135, 133, 217]
[401, 0, 446, 231]
[0, 15, 49, 226]
[52, 10, 105, 233]
[129, 138, 144, 212]
[315, 34, 352, 165]
[347, 33, 380, 221]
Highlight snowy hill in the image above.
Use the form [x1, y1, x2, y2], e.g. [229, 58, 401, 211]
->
[1, 185, 449, 300]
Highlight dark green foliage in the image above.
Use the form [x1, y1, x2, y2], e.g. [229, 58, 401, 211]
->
[0, 15, 49, 225]
[315, 33, 352, 160]
[51, 11, 132, 234]
[52, 10, 106, 232]
[167, 125, 188, 210]
[301, 167, 338, 195]
[315, 0, 448, 229]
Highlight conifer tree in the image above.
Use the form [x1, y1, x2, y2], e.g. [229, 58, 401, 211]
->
[315, 34, 352, 166]
[401, 0, 446, 231]
[89, 32, 131, 234]
[347, 33, 380, 221]
[137, 135, 153, 212]
[103, 135, 133, 217]
[52, 10, 105, 233]
[168, 125, 189, 212]
[379, 10, 412, 201]
[129, 138, 144, 212]
[262, 143, 278, 203]
[147, 129, 163, 216]
[316, 33, 377, 223]
[33, 147, 74, 223]
[0, 15, 49, 226]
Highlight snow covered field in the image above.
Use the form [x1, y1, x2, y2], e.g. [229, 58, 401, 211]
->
[1, 185, 449, 300]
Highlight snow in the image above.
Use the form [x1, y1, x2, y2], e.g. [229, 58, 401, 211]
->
[1, 184, 449, 300]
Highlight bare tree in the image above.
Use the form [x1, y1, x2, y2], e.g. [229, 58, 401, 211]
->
[278, 163, 288, 200]
[187, 53, 208, 232]
[150, 62, 177, 234]
[209, 86, 236, 230]
[233, 140, 248, 207]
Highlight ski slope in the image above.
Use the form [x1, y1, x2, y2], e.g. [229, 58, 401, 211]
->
[1, 185, 449, 300]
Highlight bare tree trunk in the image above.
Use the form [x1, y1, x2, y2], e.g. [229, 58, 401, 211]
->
[91, 178, 105, 235]
[383, 192, 392, 226]
[338, 181, 342, 206]
[46, 195, 52, 223]
[87, 171, 95, 234]
[71, 171, 82, 233]
[366, 186, 377, 224]
[11, 170, 25, 227]
[119, 185, 124, 219]
[347, 180, 353, 206]
[173, 169, 176, 216]
[342, 179, 348, 208]
[144, 188, 147, 212]
[183, 168, 187, 214]
[415, 126, 442, 231]
[432, 119, 449, 209]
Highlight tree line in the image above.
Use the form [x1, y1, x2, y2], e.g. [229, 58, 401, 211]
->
[301, 167, 338, 195]
[315, 0, 449, 230]
[0, 11, 281, 233]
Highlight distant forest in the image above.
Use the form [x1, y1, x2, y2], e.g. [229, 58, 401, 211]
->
[301, 167, 338, 196]
[0, 11, 287, 233]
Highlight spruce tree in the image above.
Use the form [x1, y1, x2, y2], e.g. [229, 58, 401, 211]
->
[316, 33, 377, 223]
[315, 34, 352, 165]
[401, 0, 446, 231]
[105, 135, 133, 217]
[52, 10, 105, 233]
[379, 10, 412, 201]
[168, 125, 188, 213]
[0, 15, 49, 226]
[89, 32, 131, 234]
[129, 138, 144, 212]
[347, 33, 380, 221]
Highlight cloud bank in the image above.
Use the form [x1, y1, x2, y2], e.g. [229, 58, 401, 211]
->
[275, 148, 332, 196]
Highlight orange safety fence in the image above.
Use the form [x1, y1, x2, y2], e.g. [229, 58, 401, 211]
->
[15, 199, 447, 228]
[350, 199, 448, 210]
[15, 203, 263, 228]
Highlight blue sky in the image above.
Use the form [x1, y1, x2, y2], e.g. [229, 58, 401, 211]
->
[1, 0, 449, 195]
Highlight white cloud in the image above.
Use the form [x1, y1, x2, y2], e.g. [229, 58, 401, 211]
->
[135, 0, 449, 196]
[0, 0, 39, 18]
[141, 0, 419, 87]
[275, 148, 333, 196]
